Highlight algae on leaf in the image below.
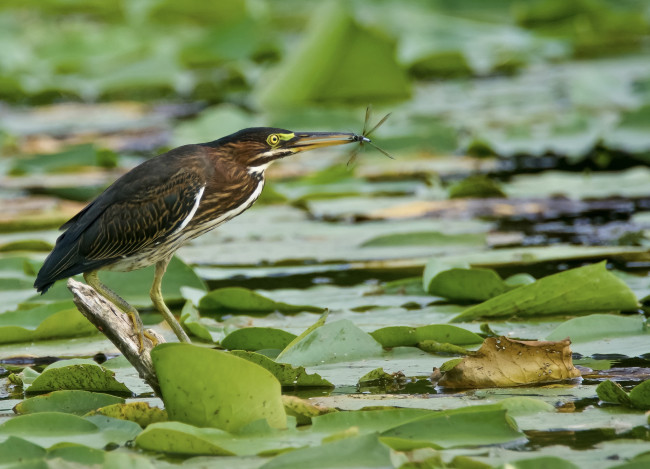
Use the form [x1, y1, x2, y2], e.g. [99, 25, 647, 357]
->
[27, 359, 131, 394]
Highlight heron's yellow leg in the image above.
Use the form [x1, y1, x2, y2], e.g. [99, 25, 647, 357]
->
[150, 258, 191, 343]
[83, 271, 158, 352]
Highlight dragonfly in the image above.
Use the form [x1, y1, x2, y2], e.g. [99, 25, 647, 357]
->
[348, 105, 394, 166]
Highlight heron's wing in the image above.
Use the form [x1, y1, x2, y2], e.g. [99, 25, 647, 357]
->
[34, 146, 209, 290]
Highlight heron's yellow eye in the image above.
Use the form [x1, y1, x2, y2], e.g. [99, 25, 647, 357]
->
[267, 134, 280, 146]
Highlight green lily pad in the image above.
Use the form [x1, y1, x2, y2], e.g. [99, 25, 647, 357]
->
[151, 343, 286, 432]
[13, 390, 124, 415]
[370, 324, 483, 348]
[0, 301, 97, 344]
[597, 380, 634, 407]
[135, 421, 234, 456]
[380, 405, 524, 449]
[546, 314, 647, 342]
[310, 408, 435, 435]
[0, 240, 53, 253]
[179, 301, 217, 342]
[276, 319, 384, 367]
[27, 359, 131, 394]
[257, 1, 410, 108]
[361, 231, 485, 247]
[0, 436, 46, 464]
[448, 175, 507, 199]
[276, 311, 328, 362]
[9, 144, 117, 176]
[260, 433, 393, 469]
[222, 327, 297, 351]
[198, 287, 323, 314]
[229, 350, 332, 388]
[496, 456, 580, 469]
[598, 379, 650, 410]
[0, 412, 141, 450]
[87, 402, 168, 428]
[423, 259, 534, 302]
[451, 262, 639, 322]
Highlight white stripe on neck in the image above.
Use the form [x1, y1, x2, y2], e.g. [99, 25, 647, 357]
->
[248, 161, 272, 177]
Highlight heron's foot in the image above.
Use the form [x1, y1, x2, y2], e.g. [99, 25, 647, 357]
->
[126, 310, 158, 353]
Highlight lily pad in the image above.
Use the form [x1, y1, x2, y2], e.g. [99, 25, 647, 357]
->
[276, 319, 384, 367]
[13, 390, 124, 415]
[87, 402, 168, 428]
[199, 287, 323, 314]
[370, 324, 483, 348]
[260, 433, 393, 469]
[222, 327, 297, 351]
[451, 262, 639, 322]
[597, 379, 650, 410]
[27, 359, 131, 394]
[0, 412, 141, 450]
[546, 314, 647, 342]
[380, 405, 524, 449]
[257, 1, 410, 108]
[151, 343, 286, 432]
[0, 301, 97, 344]
[9, 144, 117, 176]
[229, 350, 332, 388]
[361, 231, 485, 248]
[424, 259, 534, 302]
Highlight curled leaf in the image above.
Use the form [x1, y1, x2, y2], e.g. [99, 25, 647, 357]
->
[439, 336, 581, 388]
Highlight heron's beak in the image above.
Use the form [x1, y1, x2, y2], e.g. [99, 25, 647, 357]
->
[288, 132, 357, 153]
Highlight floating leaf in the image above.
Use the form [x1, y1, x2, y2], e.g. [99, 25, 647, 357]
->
[597, 380, 634, 407]
[13, 390, 124, 415]
[496, 456, 580, 469]
[0, 301, 97, 344]
[222, 327, 297, 351]
[597, 379, 650, 410]
[448, 175, 507, 199]
[439, 337, 581, 388]
[151, 343, 286, 432]
[229, 350, 332, 387]
[179, 301, 215, 342]
[199, 287, 323, 314]
[546, 314, 647, 342]
[380, 405, 524, 449]
[371, 324, 483, 348]
[0, 412, 141, 449]
[423, 259, 533, 302]
[451, 262, 639, 322]
[276, 319, 384, 367]
[9, 144, 117, 176]
[257, 1, 410, 108]
[361, 231, 485, 247]
[261, 433, 393, 469]
[135, 421, 234, 456]
[87, 402, 168, 428]
[27, 359, 131, 394]
[276, 311, 328, 362]
[0, 239, 53, 253]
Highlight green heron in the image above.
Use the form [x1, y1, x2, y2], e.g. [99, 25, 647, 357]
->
[34, 128, 362, 349]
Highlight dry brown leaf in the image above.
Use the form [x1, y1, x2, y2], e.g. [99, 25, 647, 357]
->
[439, 336, 581, 388]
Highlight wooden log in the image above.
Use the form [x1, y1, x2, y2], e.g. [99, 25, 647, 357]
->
[67, 278, 163, 396]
